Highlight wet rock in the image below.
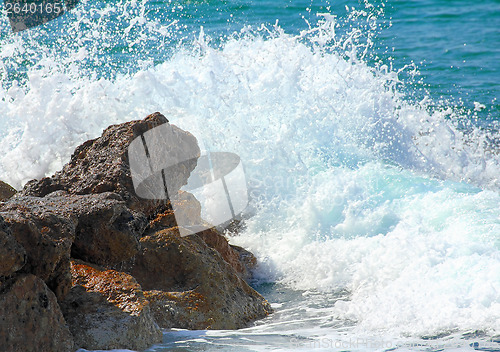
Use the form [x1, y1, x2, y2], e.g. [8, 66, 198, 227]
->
[0, 181, 16, 201]
[230, 244, 258, 279]
[130, 227, 272, 330]
[0, 215, 26, 278]
[0, 274, 74, 352]
[60, 260, 162, 351]
[21, 112, 200, 217]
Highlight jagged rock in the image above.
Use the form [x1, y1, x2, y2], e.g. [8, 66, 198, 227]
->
[0, 274, 74, 352]
[21, 112, 200, 217]
[60, 260, 162, 351]
[230, 244, 258, 279]
[197, 228, 249, 279]
[0, 181, 16, 201]
[1, 112, 270, 352]
[0, 198, 75, 300]
[0, 192, 146, 297]
[0, 215, 26, 278]
[129, 227, 272, 330]
[42, 191, 146, 267]
[146, 191, 253, 279]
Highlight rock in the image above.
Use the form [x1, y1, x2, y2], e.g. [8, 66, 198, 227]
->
[21, 112, 200, 217]
[146, 191, 253, 279]
[60, 260, 162, 351]
[44, 191, 146, 267]
[0, 192, 146, 297]
[0, 274, 74, 352]
[230, 244, 258, 279]
[144, 191, 202, 235]
[0, 198, 75, 300]
[130, 227, 272, 330]
[0, 112, 271, 351]
[0, 215, 26, 278]
[0, 181, 16, 201]
[196, 228, 249, 279]
[169, 191, 205, 228]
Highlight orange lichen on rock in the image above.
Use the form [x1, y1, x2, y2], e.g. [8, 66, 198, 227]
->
[60, 260, 162, 351]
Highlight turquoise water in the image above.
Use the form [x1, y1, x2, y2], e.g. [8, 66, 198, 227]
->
[0, 1, 499, 351]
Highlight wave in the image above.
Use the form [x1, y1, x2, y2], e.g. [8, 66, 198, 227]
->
[0, 0, 499, 338]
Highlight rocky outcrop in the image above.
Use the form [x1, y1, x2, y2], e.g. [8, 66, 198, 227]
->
[60, 261, 162, 351]
[39, 191, 146, 267]
[0, 274, 74, 352]
[0, 198, 75, 300]
[0, 181, 16, 201]
[0, 216, 26, 278]
[21, 112, 200, 217]
[130, 227, 272, 330]
[146, 191, 256, 280]
[0, 113, 271, 352]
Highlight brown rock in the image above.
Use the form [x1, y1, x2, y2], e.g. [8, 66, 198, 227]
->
[44, 191, 146, 266]
[197, 228, 248, 278]
[146, 191, 253, 279]
[169, 190, 204, 227]
[230, 244, 258, 278]
[0, 197, 75, 299]
[0, 181, 16, 201]
[130, 227, 272, 330]
[0, 215, 26, 278]
[0, 274, 74, 352]
[20, 112, 200, 217]
[60, 260, 162, 351]
[0, 192, 146, 297]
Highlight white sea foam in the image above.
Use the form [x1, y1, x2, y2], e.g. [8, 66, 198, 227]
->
[0, 0, 499, 343]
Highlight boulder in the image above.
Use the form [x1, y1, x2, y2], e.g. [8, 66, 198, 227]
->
[0, 198, 75, 299]
[130, 227, 272, 330]
[0, 274, 74, 352]
[0, 215, 26, 278]
[0, 180, 16, 201]
[43, 191, 146, 266]
[60, 260, 162, 351]
[146, 191, 254, 279]
[0, 192, 146, 296]
[230, 244, 258, 279]
[21, 112, 200, 217]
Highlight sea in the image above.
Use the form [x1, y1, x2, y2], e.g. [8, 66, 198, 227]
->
[0, 1, 499, 351]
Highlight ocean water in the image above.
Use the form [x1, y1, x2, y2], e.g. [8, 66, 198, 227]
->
[0, 1, 499, 351]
